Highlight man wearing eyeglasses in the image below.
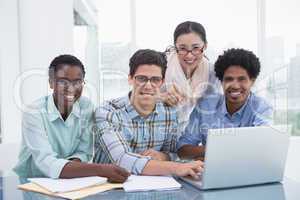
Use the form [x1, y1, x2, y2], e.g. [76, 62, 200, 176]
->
[14, 55, 130, 183]
[94, 49, 203, 178]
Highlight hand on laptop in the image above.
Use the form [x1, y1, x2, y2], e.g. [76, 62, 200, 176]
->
[140, 149, 170, 161]
[173, 160, 204, 179]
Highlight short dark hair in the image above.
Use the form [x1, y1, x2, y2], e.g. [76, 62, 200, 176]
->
[129, 49, 167, 78]
[214, 48, 261, 81]
[173, 21, 207, 45]
[49, 54, 85, 79]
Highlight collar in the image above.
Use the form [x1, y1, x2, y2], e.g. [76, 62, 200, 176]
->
[47, 95, 80, 121]
[125, 92, 159, 120]
[220, 92, 252, 117]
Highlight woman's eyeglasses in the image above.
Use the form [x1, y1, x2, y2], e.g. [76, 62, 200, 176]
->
[164, 45, 204, 56]
[175, 46, 204, 56]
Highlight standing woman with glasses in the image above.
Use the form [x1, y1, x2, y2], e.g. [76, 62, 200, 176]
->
[162, 21, 220, 128]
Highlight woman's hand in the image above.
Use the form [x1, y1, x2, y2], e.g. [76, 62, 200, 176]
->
[160, 84, 185, 107]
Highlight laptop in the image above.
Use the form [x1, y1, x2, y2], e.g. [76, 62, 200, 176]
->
[180, 125, 290, 190]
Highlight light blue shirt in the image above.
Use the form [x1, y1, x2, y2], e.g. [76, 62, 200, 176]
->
[177, 92, 273, 149]
[14, 95, 94, 178]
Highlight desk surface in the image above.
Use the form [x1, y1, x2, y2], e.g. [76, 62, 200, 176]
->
[1, 173, 300, 200]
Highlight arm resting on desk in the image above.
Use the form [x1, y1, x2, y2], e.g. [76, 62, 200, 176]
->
[59, 162, 130, 183]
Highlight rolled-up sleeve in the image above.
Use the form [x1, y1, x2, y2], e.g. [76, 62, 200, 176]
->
[22, 112, 70, 178]
[94, 106, 151, 174]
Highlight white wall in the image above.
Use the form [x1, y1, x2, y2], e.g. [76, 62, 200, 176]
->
[18, 0, 74, 105]
[0, 0, 22, 145]
[0, 0, 74, 171]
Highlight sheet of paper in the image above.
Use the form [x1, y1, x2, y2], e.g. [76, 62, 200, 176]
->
[18, 182, 123, 200]
[28, 176, 107, 193]
[123, 175, 181, 192]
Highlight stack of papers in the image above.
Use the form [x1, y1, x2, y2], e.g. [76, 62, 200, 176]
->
[28, 176, 107, 193]
[19, 175, 182, 199]
[18, 181, 123, 200]
[123, 175, 182, 192]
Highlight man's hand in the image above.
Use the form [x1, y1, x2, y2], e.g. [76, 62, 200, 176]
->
[140, 149, 170, 161]
[173, 160, 204, 179]
[98, 164, 130, 183]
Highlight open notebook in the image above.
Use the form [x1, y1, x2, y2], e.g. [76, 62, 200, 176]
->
[123, 175, 182, 192]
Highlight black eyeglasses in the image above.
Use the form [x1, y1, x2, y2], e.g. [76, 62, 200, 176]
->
[55, 78, 84, 88]
[134, 75, 163, 86]
[175, 46, 204, 56]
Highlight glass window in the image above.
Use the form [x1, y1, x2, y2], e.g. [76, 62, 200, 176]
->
[135, 0, 257, 60]
[97, 0, 132, 102]
[97, 0, 299, 136]
[98, 0, 257, 101]
[265, 0, 300, 136]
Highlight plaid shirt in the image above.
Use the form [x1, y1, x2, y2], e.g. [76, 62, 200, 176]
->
[93, 94, 179, 174]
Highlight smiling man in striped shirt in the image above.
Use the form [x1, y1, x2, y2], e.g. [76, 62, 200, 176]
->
[94, 49, 203, 178]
